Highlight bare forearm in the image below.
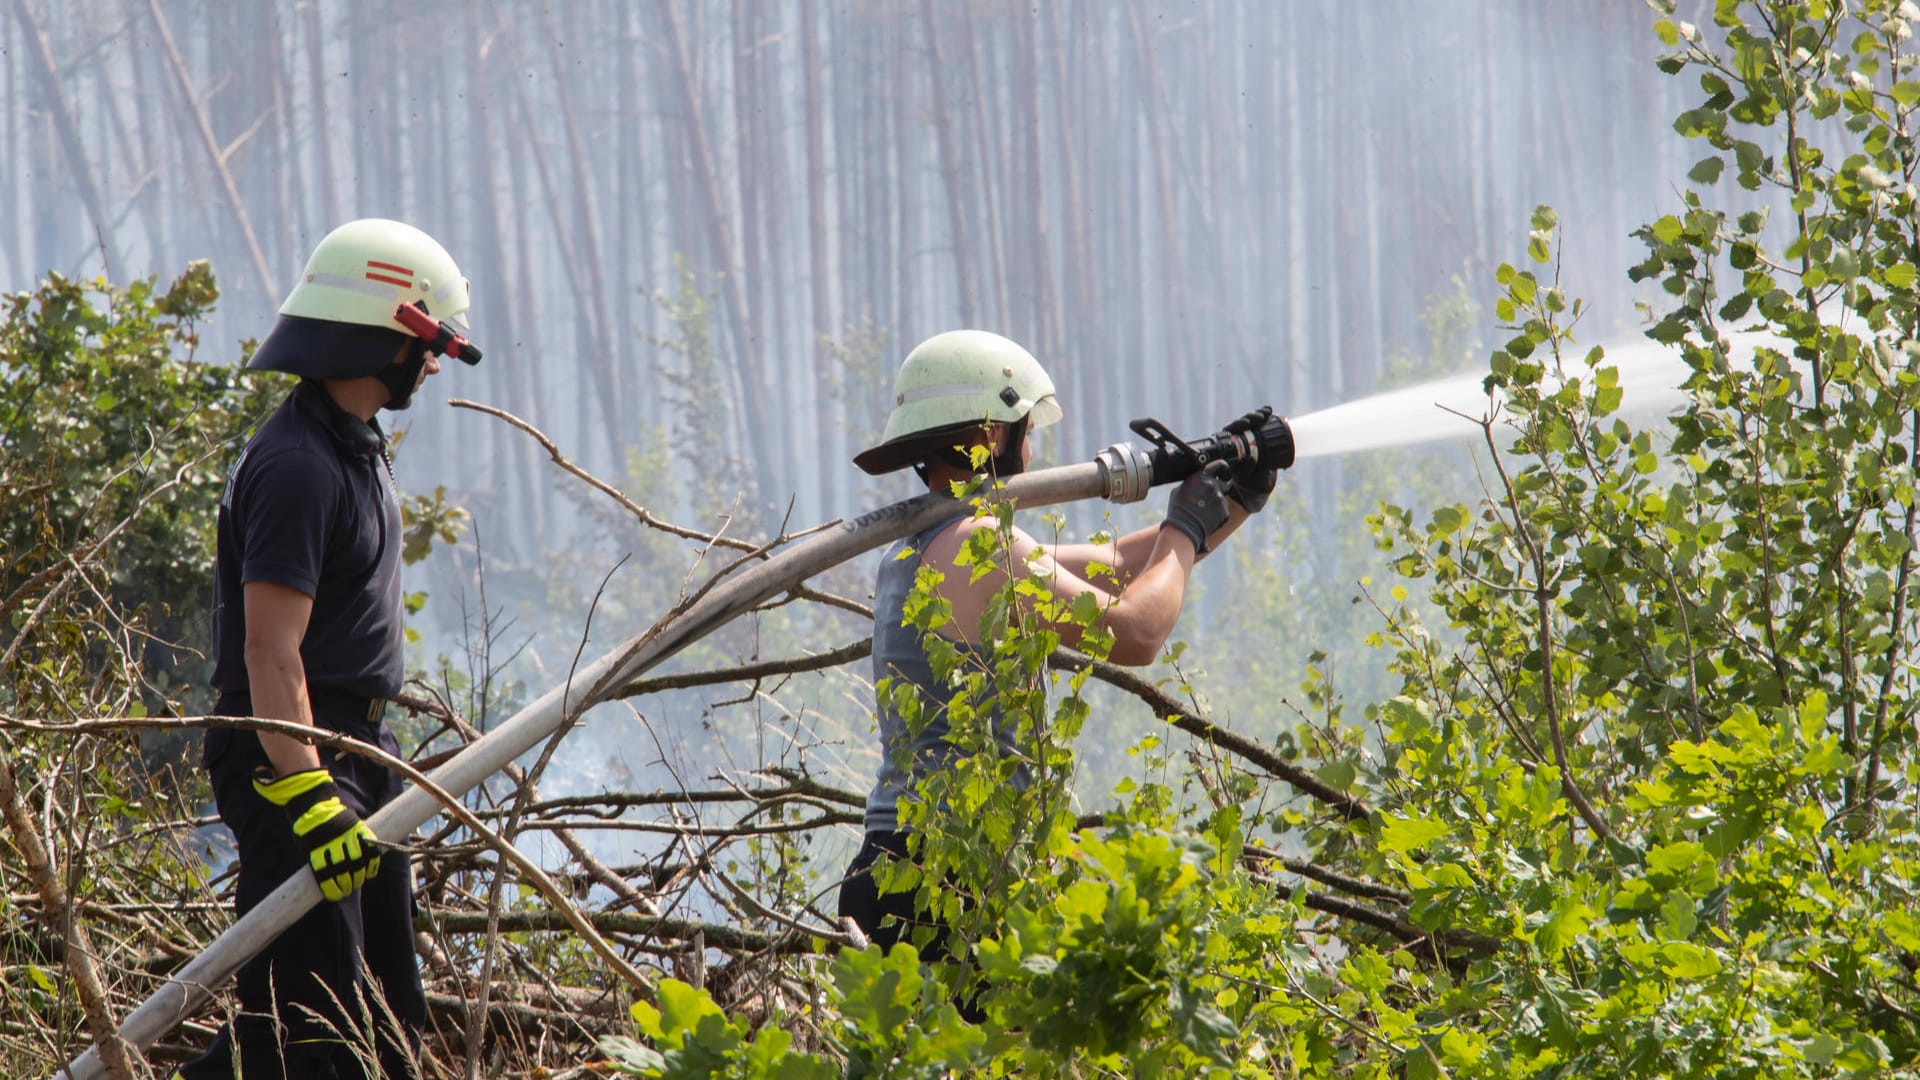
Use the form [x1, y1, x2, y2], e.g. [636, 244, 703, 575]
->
[1200, 502, 1252, 558]
[1100, 529, 1197, 665]
[245, 644, 322, 776]
[1051, 524, 1165, 585]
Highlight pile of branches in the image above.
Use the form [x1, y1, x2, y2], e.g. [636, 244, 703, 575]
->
[0, 403, 1412, 1079]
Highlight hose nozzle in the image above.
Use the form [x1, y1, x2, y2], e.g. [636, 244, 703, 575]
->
[1092, 409, 1294, 503]
[1133, 410, 1296, 486]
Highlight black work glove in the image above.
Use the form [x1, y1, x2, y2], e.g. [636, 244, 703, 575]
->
[253, 767, 382, 902]
[1162, 461, 1235, 554]
[1219, 406, 1280, 513]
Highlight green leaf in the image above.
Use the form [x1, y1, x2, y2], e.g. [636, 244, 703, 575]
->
[597, 1034, 666, 1075]
[1661, 941, 1723, 978]
[1688, 156, 1725, 184]
[1537, 898, 1593, 953]
[1378, 814, 1451, 855]
[1894, 80, 1920, 107]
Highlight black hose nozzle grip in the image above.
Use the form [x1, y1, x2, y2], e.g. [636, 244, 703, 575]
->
[1133, 411, 1296, 487]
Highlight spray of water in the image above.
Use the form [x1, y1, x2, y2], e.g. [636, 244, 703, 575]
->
[1286, 331, 1784, 459]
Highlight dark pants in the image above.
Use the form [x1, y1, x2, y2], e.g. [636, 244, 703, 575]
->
[837, 830, 984, 1021]
[180, 692, 425, 1080]
[837, 830, 925, 953]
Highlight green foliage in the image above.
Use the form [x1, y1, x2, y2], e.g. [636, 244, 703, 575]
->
[603, 5, 1920, 1077]
[652, 260, 758, 526]
[0, 266, 273, 1068]
[1, 265, 279, 714]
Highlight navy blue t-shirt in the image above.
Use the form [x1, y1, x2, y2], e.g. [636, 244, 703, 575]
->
[210, 379, 405, 702]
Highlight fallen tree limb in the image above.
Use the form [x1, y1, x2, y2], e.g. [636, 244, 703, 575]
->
[418, 909, 800, 954]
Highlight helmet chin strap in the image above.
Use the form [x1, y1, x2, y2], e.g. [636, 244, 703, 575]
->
[379, 341, 431, 411]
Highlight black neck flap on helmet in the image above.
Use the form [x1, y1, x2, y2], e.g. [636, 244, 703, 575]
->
[249, 314, 412, 381]
[910, 414, 1031, 486]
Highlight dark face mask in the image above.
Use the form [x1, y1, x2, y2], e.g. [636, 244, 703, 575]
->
[379, 342, 432, 411]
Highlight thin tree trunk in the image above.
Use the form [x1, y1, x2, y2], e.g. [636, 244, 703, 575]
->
[302, 1, 339, 227]
[1047, 0, 1094, 448]
[143, 0, 276, 298]
[733, 0, 777, 489]
[9, 0, 126, 282]
[501, 112, 555, 540]
[958, 10, 1009, 331]
[537, 2, 624, 472]
[918, 0, 978, 327]
[1015, 3, 1061, 361]
[1128, 0, 1185, 425]
[3, 14, 20, 285]
[800, 0, 838, 511]
[651, 0, 775, 503]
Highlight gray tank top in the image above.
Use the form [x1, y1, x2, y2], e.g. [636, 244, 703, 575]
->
[863, 514, 1027, 833]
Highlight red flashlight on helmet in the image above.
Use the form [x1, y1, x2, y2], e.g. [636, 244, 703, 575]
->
[393, 302, 483, 365]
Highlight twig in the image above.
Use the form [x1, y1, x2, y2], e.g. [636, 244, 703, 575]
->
[0, 752, 137, 1079]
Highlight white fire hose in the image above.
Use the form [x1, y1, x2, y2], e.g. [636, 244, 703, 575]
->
[58, 450, 1166, 1079]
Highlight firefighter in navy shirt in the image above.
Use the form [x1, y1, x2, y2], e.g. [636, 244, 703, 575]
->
[180, 219, 484, 1080]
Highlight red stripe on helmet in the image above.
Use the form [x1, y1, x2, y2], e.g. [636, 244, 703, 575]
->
[365, 272, 412, 287]
[366, 260, 414, 276]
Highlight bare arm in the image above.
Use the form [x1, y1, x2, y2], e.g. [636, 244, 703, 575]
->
[929, 518, 1199, 667]
[1049, 502, 1252, 585]
[242, 580, 323, 777]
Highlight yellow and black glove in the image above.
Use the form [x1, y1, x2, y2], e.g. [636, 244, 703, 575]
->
[252, 767, 382, 902]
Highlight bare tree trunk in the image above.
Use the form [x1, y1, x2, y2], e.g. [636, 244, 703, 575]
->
[1046, 0, 1095, 449]
[263, 2, 298, 281]
[1014, 3, 1061, 361]
[959, 10, 1009, 330]
[537, 2, 624, 472]
[892, 32, 916, 345]
[733, 0, 778, 489]
[755, 4, 799, 507]
[3, 14, 24, 285]
[143, 0, 276, 298]
[302, 1, 339, 227]
[651, 0, 776, 502]
[918, 0, 978, 327]
[800, 0, 838, 511]
[1127, 0, 1185, 425]
[503, 83, 556, 536]
[9, 0, 126, 282]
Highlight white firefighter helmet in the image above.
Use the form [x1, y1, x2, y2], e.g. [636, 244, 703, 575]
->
[854, 330, 1064, 475]
[250, 219, 475, 379]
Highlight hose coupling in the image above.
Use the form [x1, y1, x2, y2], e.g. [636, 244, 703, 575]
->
[1095, 441, 1156, 504]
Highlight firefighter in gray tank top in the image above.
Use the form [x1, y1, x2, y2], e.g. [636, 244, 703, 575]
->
[837, 329, 1279, 955]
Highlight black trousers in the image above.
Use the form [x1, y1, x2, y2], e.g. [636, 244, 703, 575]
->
[180, 692, 425, 1080]
[837, 830, 985, 1021]
[836, 830, 924, 952]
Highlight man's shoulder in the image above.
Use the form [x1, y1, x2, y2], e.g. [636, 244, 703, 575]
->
[923, 514, 1044, 570]
[235, 416, 343, 493]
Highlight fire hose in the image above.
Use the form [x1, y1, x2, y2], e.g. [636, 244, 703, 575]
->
[56, 413, 1293, 1079]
